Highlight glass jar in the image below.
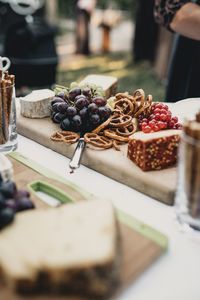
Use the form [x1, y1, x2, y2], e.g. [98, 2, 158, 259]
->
[0, 83, 17, 152]
[176, 132, 200, 232]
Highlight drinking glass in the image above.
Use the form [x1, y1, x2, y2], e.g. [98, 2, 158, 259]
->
[0, 83, 17, 152]
[175, 132, 200, 233]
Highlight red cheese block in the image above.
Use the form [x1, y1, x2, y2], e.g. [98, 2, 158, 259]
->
[128, 130, 181, 171]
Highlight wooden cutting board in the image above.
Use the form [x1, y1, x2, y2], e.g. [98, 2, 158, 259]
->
[0, 153, 167, 300]
[16, 107, 177, 205]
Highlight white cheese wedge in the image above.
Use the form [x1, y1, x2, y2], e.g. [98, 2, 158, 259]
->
[20, 89, 55, 118]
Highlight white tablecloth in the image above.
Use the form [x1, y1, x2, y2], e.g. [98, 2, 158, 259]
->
[16, 131, 200, 300]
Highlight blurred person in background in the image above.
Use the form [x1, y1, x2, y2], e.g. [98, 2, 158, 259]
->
[133, 0, 159, 63]
[155, 0, 200, 102]
[75, 0, 96, 55]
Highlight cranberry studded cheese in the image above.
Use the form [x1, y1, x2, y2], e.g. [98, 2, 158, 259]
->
[128, 130, 181, 171]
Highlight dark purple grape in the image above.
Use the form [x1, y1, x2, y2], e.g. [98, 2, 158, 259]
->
[89, 114, 100, 125]
[82, 87, 92, 99]
[0, 181, 17, 199]
[69, 88, 81, 101]
[92, 97, 107, 107]
[53, 113, 66, 123]
[60, 118, 71, 130]
[51, 97, 64, 106]
[15, 189, 30, 200]
[57, 102, 69, 113]
[66, 106, 77, 118]
[75, 94, 87, 101]
[79, 107, 88, 120]
[51, 110, 56, 117]
[72, 115, 82, 131]
[52, 102, 60, 113]
[16, 198, 35, 212]
[5, 199, 17, 211]
[88, 103, 99, 114]
[57, 91, 66, 99]
[75, 98, 89, 110]
[0, 207, 15, 229]
[98, 106, 112, 119]
[0, 193, 6, 209]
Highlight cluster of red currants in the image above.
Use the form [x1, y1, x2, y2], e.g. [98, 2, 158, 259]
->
[50, 85, 111, 133]
[138, 103, 182, 133]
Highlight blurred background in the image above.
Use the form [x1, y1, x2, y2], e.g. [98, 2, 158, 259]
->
[0, 0, 174, 100]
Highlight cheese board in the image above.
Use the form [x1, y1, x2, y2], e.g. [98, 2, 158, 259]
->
[16, 94, 200, 206]
[16, 105, 177, 205]
[0, 152, 167, 300]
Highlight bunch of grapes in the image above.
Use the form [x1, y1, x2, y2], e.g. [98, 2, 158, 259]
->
[50, 82, 112, 133]
[138, 103, 182, 133]
[0, 178, 35, 230]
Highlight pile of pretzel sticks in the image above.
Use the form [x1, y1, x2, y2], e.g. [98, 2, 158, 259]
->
[0, 70, 15, 145]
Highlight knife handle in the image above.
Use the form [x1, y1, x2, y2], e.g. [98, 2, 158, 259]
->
[69, 138, 86, 170]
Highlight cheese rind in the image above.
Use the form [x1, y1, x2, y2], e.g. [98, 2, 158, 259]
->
[128, 130, 181, 171]
[20, 89, 55, 118]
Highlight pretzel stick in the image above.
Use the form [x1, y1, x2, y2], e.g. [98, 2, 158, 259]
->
[1, 80, 9, 142]
[6, 79, 14, 121]
[0, 81, 5, 144]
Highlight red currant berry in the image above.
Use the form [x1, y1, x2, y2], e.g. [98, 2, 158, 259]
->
[160, 114, 167, 121]
[175, 123, 182, 129]
[154, 113, 160, 121]
[166, 113, 172, 122]
[163, 104, 169, 110]
[169, 121, 175, 128]
[149, 120, 156, 128]
[163, 122, 168, 129]
[154, 108, 161, 114]
[160, 109, 167, 115]
[172, 116, 178, 124]
[143, 126, 151, 133]
[141, 122, 148, 128]
[149, 114, 155, 120]
[157, 121, 165, 129]
[142, 118, 148, 123]
[155, 103, 163, 109]
[154, 125, 160, 132]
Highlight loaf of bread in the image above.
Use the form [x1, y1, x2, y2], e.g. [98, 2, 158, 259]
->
[128, 130, 181, 171]
[0, 199, 120, 298]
